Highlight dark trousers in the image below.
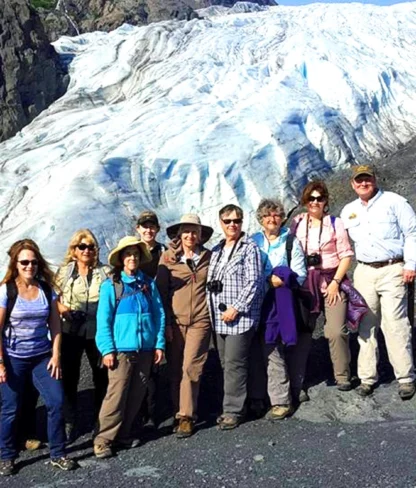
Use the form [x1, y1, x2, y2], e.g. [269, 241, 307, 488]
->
[61, 333, 108, 424]
[0, 353, 66, 460]
[18, 382, 39, 442]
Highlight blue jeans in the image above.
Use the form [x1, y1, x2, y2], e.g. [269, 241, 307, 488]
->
[0, 353, 66, 460]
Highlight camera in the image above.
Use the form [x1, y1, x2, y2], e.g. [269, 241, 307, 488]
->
[306, 253, 322, 267]
[64, 310, 87, 335]
[207, 280, 223, 294]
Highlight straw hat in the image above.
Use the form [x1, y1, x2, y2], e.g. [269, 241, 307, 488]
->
[108, 236, 152, 268]
[166, 214, 213, 244]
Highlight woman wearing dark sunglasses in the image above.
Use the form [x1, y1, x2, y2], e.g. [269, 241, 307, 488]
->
[291, 181, 354, 391]
[207, 204, 264, 430]
[0, 239, 76, 476]
[156, 214, 213, 438]
[55, 229, 109, 443]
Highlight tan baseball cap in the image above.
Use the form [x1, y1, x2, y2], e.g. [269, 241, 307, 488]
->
[351, 164, 375, 179]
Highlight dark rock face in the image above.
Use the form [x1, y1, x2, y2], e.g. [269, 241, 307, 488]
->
[0, 0, 67, 142]
[38, 0, 276, 37]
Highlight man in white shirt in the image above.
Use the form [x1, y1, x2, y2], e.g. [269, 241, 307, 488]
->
[341, 165, 416, 399]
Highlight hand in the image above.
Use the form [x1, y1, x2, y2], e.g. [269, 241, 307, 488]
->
[103, 353, 117, 370]
[154, 349, 164, 365]
[222, 306, 239, 323]
[323, 281, 342, 306]
[165, 325, 173, 343]
[269, 275, 284, 288]
[47, 355, 62, 380]
[0, 364, 6, 384]
[403, 269, 416, 284]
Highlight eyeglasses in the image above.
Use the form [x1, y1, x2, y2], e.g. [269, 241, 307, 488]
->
[76, 243, 96, 251]
[222, 218, 243, 225]
[263, 214, 283, 219]
[17, 259, 38, 267]
[308, 196, 325, 203]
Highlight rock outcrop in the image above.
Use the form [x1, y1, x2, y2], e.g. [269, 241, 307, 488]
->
[37, 0, 277, 39]
[0, 0, 67, 142]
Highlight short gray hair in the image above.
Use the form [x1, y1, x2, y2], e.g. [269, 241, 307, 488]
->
[256, 198, 286, 224]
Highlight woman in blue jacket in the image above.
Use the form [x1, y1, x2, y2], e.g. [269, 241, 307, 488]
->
[94, 236, 165, 459]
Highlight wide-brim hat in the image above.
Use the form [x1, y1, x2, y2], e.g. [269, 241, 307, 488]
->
[108, 236, 152, 268]
[166, 214, 213, 244]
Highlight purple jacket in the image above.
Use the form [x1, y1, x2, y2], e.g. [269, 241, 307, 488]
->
[261, 266, 298, 346]
[306, 269, 368, 332]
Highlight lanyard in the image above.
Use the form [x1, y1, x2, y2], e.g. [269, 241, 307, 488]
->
[211, 234, 243, 281]
[304, 217, 323, 256]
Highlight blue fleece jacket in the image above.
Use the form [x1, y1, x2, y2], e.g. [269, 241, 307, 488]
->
[96, 271, 165, 356]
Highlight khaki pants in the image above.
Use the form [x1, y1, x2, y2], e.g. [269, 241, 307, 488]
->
[354, 263, 414, 385]
[94, 351, 153, 446]
[169, 323, 211, 420]
[310, 293, 350, 383]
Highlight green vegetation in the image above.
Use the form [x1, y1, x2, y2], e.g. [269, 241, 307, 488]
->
[30, 0, 56, 9]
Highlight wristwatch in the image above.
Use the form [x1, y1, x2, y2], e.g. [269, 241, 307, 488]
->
[0, 358, 4, 365]
[333, 278, 341, 285]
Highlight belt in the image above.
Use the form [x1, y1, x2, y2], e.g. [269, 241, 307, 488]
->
[358, 258, 403, 269]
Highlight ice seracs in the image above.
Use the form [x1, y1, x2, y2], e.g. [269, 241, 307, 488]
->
[0, 2, 416, 267]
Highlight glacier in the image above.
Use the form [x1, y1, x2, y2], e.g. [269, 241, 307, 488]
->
[1, 1, 416, 267]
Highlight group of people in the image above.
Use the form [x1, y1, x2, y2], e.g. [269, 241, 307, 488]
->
[0, 164, 415, 476]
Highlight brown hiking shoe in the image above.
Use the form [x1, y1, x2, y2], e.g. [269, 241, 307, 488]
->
[24, 439, 42, 451]
[176, 418, 194, 439]
[266, 405, 294, 420]
[94, 443, 113, 459]
[356, 383, 374, 397]
[398, 382, 415, 400]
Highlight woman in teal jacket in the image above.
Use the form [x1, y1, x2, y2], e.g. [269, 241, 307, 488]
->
[94, 236, 165, 459]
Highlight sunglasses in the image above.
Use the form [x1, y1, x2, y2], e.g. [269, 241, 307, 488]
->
[308, 196, 325, 203]
[222, 218, 243, 225]
[76, 243, 96, 251]
[18, 259, 38, 267]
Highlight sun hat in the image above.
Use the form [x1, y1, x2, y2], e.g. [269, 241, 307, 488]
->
[136, 210, 160, 228]
[351, 164, 376, 179]
[108, 236, 152, 268]
[166, 214, 214, 244]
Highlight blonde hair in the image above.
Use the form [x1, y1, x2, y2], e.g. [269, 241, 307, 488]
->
[62, 229, 100, 267]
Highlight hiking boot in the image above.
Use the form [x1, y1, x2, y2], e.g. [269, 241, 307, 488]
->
[398, 382, 415, 400]
[298, 390, 310, 403]
[337, 381, 352, 392]
[266, 405, 294, 421]
[50, 457, 77, 471]
[24, 438, 42, 451]
[176, 418, 194, 439]
[94, 443, 113, 459]
[356, 383, 374, 397]
[0, 460, 16, 476]
[217, 415, 240, 431]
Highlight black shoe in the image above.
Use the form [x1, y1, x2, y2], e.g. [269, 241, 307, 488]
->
[337, 381, 352, 392]
[356, 383, 374, 397]
[51, 457, 77, 471]
[398, 382, 415, 400]
[0, 460, 16, 476]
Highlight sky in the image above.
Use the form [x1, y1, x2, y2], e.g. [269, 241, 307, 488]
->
[277, 0, 412, 5]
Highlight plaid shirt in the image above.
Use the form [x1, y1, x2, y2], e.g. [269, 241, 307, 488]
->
[207, 233, 264, 335]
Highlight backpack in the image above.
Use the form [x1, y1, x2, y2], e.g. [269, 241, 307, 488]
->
[59, 261, 108, 292]
[109, 273, 154, 312]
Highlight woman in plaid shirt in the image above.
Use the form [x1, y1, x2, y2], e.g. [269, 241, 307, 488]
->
[207, 204, 264, 430]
